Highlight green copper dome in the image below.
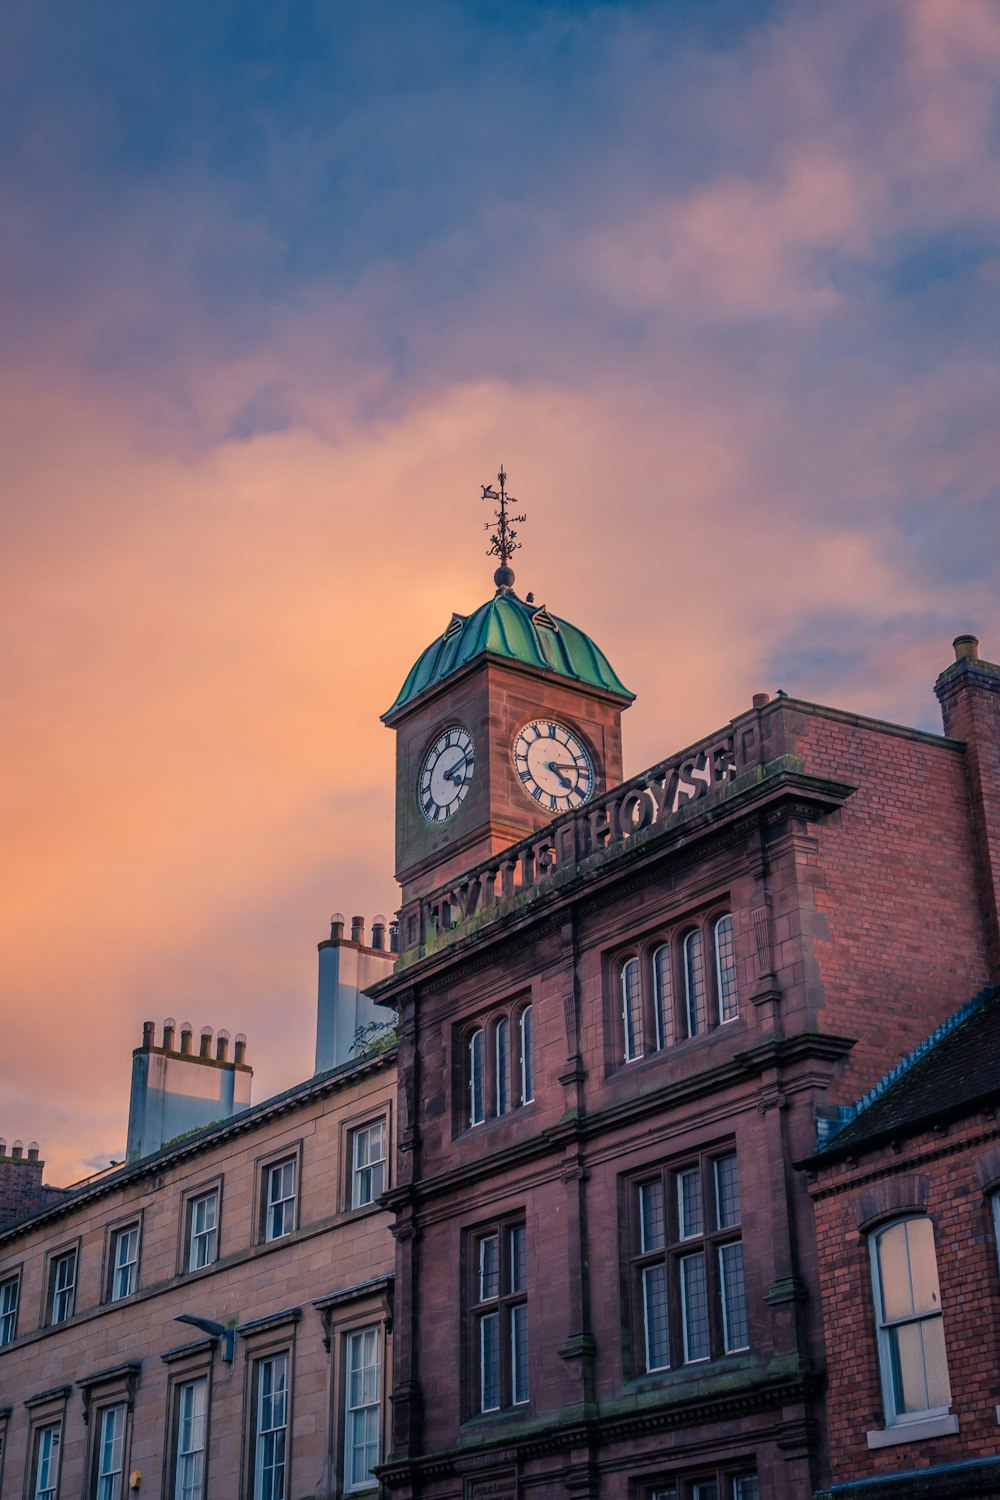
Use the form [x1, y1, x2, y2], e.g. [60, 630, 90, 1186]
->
[383, 591, 634, 720]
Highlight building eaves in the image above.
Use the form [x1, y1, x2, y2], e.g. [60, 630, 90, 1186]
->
[0, 1046, 397, 1248]
[809, 985, 1000, 1165]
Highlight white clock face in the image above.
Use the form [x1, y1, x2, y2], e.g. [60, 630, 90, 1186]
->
[418, 726, 476, 823]
[512, 719, 594, 813]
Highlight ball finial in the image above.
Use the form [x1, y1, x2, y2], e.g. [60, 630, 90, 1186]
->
[494, 564, 515, 591]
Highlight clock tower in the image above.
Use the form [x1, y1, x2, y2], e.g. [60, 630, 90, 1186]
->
[382, 472, 634, 904]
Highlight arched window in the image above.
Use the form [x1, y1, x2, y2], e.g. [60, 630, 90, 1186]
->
[683, 930, 705, 1037]
[495, 1017, 510, 1116]
[621, 958, 643, 1061]
[652, 944, 674, 1051]
[469, 1029, 485, 1127]
[714, 914, 738, 1023]
[519, 1006, 534, 1104]
[870, 1217, 951, 1425]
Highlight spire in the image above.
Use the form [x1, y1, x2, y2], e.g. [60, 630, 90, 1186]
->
[481, 465, 526, 593]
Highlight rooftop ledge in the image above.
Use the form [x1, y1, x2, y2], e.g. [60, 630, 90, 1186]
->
[372, 714, 856, 996]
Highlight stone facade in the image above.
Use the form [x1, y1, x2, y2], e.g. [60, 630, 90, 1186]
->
[0, 1052, 395, 1500]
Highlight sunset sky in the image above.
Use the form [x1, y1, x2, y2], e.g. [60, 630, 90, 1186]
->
[3, 0, 1000, 1183]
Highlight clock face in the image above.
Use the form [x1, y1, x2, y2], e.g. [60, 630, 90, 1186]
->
[418, 725, 476, 823]
[512, 719, 594, 813]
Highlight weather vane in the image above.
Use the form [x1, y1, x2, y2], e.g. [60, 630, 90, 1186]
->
[481, 465, 526, 592]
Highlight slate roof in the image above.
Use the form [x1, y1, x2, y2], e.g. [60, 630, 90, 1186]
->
[810, 984, 1000, 1164]
[383, 590, 634, 719]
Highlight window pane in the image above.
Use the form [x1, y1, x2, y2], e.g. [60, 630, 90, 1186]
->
[905, 1218, 942, 1317]
[352, 1122, 386, 1209]
[469, 1030, 485, 1126]
[0, 1276, 18, 1343]
[479, 1234, 499, 1301]
[680, 1252, 710, 1362]
[677, 1167, 704, 1239]
[480, 1311, 500, 1411]
[693, 1484, 719, 1500]
[714, 1154, 741, 1229]
[97, 1405, 125, 1500]
[642, 1262, 670, 1370]
[719, 1241, 749, 1351]
[651, 1490, 677, 1500]
[715, 914, 738, 1022]
[920, 1312, 952, 1410]
[509, 1223, 527, 1294]
[255, 1354, 288, 1500]
[684, 930, 706, 1036]
[733, 1480, 759, 1500]
[639, 1179, 665, 1253]
[622, 958, 643, 1060]
[652, 945, 674, 1050]
[519, 1007, 534, 1104]
[52, 1250, 76, 1323]
[511, 1302, 529, 1404]
[876, 1221, 914, 1322]
[495, 1018, 510, 1115]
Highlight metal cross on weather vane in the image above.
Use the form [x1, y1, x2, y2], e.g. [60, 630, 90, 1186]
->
[481, 465, 526, 592]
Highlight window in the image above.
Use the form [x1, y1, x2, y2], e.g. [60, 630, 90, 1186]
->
[870, 1217, 950, 1425]
[264, 1159, 297, 1243]
[95, 1404, 126, 1500]
[0, 1271, 19, 1344]
[344, 1325, 381, 1491]
[617, 910, 739, 1066]
[470, 1220, 528, 1413]
[172, 1377, 208, 1500]
[109, 1224, 139, 1301]
[32, 1422, 61, 1500]
[350, 1121, 386, 1210]
[652, 1478, 758, 1500]
[49, 1249, 77, 1324]
[252, 1352, 289, 1500]
[463, 1002, 534, 1130]
[631, 1151, 748, 1375]
[187, 1189, 219, 1272]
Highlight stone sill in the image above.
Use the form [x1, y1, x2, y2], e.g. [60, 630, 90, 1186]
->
[866, 1412, 959, 1448]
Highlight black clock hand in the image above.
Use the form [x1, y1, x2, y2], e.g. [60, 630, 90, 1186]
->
[545, 761, 574, 789]
[443, 758, 469, 785]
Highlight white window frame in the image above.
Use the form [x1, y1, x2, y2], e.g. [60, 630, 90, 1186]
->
[32, 1421, 61, 1500]
[95, 1403, 126, 1500]
[188, 1189, 219, 1272]
[253, 1352, 289, 1500]
[264, 1160, 297, 1243]
[110, 1224, 139, 1301]
[869, 1215, 951, 1428]
[50, 1249, 77, 1324]
[350, 1121, 387, 1210]
[0, 1272, 19, 1344]
[344, 1325, 382, 1492]
[173, 1376, 208, 1500]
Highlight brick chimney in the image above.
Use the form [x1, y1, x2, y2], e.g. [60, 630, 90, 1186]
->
[0, 1140, 59, 1231]
[936, 635, 1000, 978]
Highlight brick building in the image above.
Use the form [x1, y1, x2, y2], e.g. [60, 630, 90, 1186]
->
[373, 586, 1000, 1500]
[2, 537, 999, 1500]
[806, 984, 1000, 1499]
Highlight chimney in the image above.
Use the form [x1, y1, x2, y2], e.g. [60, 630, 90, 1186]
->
[0, 1136, 50, 1231]
[126, 1020, 253, 1163]
[936, 634, 1000, 978]
[390, 920, 399, 954]
[351, 915, 365, 946]
[315, 910, 396, 1073]
[234, 1033, 247, 1066]
[372, 914, 387, 950]
[330, 912, 345, 941]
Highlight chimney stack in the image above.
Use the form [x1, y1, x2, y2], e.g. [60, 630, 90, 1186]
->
[126, 1017, 253, 1163]
[351, 915, 365, 945]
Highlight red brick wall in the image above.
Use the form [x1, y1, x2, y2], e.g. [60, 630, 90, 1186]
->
[809, 1114, 1000, 1485]
[937, 654, 1000, 977]
[778, 706, 989, 1098]
[0, 1155, 54, 1232]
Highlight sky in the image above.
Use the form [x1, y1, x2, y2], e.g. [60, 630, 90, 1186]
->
[2, 0, 999, 1183]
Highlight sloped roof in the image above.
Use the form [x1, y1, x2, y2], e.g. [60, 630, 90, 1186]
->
[811, 984, 1000, 1163]
[383, 591, 634, 720]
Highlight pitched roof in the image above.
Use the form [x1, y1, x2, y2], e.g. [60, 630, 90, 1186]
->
[810, 984, 1000, 1163]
